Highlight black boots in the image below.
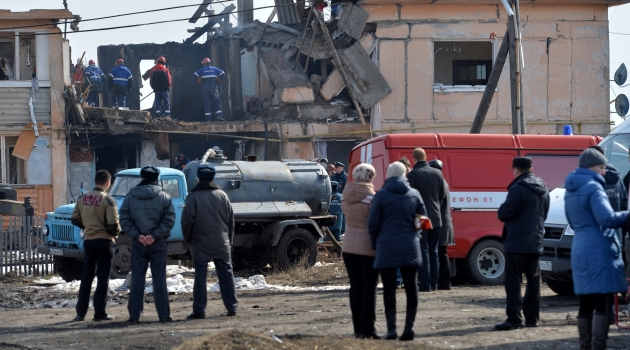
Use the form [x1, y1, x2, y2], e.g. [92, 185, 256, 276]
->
[399, 305, 417, 341]
[592, 313, 609, 350]
[576, 315, 592, 350]
[384, 308, 398, 340]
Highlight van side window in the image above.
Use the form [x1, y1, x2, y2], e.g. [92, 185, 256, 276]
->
[601, 134, 630, 178]
[524, 155, 579, 190]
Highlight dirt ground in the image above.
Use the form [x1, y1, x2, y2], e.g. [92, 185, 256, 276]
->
[0, 263, 629, 350]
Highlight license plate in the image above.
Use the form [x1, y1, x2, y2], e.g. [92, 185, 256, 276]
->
[540, 260, 552, 271]
[49, 248, 64, 256]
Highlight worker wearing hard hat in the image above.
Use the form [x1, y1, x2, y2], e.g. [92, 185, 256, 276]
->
[107, 59, 133, 108]
[194, 58, 225, 122]
[83, 59, 106, 107]
[149, 56, 172, 118]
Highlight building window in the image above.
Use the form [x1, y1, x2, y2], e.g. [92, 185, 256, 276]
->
[434, 41, 493, 89]
[1, 137, 27, 184]
[0, 33, 40, 81]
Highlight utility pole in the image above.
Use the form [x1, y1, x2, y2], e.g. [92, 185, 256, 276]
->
[63, 0, 68, 39]
[470, 0, 524, 134]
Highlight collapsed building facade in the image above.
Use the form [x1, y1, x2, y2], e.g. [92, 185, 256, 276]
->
[2, 0, 626, 213]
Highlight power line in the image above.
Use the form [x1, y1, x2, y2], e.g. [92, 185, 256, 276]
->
[610, 32, 630, 36]
[0, 0, 239, 31]
[0, 2, 303, 40]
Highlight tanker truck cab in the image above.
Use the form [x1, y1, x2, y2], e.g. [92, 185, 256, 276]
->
[348, 133, 600, 285]
[37, 160, 333, 281]
[37, 168, 188, 282]
[541, 119, 630, 295]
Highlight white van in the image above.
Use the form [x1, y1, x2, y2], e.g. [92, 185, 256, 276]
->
[541, 120, 630, 295]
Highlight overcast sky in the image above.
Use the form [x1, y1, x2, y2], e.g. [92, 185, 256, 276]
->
[7, 1, 630, 122]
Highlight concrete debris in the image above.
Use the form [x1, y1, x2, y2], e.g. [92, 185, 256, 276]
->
[339, 42, 392, 109]
[332, 3, 369, 40]
[86, 107, 150, 124]
[273, 86, 315, 105]
[258, 48, 309, 88]
[320, 68, 345, 101]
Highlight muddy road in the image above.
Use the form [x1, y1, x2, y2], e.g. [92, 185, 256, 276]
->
[0, 265, 629, 349]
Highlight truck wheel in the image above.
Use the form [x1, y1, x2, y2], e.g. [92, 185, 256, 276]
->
[54, 257, 84, 282]
[273, 227, 318, 268]
[110, 235, 132, 279]
[545, 278, 575, 296]
[233, 248, 272, 271]
[466, 240, 505, 285]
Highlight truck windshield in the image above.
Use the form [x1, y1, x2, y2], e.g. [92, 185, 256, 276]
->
[110, 176, 141, 197]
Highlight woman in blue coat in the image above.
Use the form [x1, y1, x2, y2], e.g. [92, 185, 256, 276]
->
[368, 162, 426, 341]
[564, 148, 629, 350]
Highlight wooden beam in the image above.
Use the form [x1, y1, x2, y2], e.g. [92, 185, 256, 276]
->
[508, 15, 519, 134]
[470, 31, 510, 134]
[292, 0, 315, 71]
[184, 4, 235, 44]
[189, 0, 213, 23]
[314, 11, 366, 126]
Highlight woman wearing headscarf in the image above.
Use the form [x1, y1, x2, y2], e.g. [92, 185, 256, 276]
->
[369, 162, 426, 341]
[564, 148, 629, 350]
[341, 163, 380, 339]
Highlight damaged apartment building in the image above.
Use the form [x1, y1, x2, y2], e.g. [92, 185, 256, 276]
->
[3, 1, 625, 211]
[0, 9, 74, 214]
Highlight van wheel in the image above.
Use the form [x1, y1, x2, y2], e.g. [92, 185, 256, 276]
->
[110, 235, 131, 279]
[466, 240, 505, 285]
[54, 257, 83, 282]
[273, 228, 318, 269]
[545, 278, 575, 296]
[233, 248, 272, 271]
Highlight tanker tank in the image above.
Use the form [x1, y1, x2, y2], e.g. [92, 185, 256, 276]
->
[183, 152, 332, 220]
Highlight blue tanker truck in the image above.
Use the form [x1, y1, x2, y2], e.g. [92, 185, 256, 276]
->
[36, 153, 334, 281]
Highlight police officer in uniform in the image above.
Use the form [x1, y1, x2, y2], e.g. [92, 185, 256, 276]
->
[119, 166, 176, 323]
[194, 58, 226, 122]
[327, 181, 344, 242]
[331, 161, 348, 236]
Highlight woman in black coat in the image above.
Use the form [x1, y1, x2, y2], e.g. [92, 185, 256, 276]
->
[368, 162, 426, 341]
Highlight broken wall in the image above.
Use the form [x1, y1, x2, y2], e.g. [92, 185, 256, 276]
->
[367, 3, 613, 135]
[98, 42, 207, 121]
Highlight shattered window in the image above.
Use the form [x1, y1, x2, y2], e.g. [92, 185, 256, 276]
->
[0, 42, 15, 80]
[434, 41, 493, 86]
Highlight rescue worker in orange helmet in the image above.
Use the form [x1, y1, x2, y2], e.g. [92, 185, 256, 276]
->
[194, 58, 225, 122]
[149, 56, 172, 117]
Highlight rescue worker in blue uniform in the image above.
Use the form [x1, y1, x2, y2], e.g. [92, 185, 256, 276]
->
[108, 59, 133, 108]
[331, 161, 348, 236]
[327, 181, 344, 242]
[83, 59, 106, 107]
[194, 58, 225, 122]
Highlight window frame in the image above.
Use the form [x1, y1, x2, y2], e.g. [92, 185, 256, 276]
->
[452, 60, 492, 86]
[433, 38, 497, 93]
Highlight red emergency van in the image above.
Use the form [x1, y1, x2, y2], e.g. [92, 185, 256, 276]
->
[348, 133, 601, 285]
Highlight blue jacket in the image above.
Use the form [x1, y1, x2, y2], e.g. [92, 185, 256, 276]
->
[368, 176, 426, 269]
[328, 191, 343, 231]
[331, 171, 348, 194]
[194, 65, 225, 87]
[84, 65, 105, 92]
[108, 64, 133, 87]
[564, 167, 628, 295]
